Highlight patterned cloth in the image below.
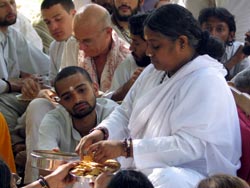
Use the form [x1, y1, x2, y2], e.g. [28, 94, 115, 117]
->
[78, 31, 130, 92]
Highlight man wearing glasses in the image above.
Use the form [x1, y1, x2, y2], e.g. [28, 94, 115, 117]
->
[62, 4, 130, 93]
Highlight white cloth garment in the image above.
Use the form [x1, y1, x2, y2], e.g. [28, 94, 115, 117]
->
[221, 41, 250, 78]
[13, 12, 43, 51]
[24, 98, 55, 183]
[0, 27, 50, 127]
[0, 27, 49, 80]
[48, 40, 66, 82]
[60, 36, 79, 68]
[97, 55, 241, 188]
[104, 54, 139, 98]
[73, 0, 91, 10]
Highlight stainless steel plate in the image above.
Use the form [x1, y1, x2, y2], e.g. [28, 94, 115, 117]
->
[31, 150, 79, 171]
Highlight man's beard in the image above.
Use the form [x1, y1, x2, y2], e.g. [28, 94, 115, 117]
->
[113, 3, 140, 22]
[133, 53, 151, 67]
[71, 101, 96, 119]
[0, 14, 17, 26]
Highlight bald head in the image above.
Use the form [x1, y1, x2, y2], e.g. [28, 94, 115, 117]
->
[73, 4, 111, 31]
[73, 4, 113, 57]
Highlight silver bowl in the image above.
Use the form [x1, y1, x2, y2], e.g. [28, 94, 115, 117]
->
[31, 150, 79, 171]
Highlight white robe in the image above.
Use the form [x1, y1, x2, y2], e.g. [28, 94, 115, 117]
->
[98, 55, 241, 188]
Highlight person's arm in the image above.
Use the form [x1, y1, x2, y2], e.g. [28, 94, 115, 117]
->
[224, 45, 247, 71]
[111, 68, 144, 101]
[23, 162, 77, 188]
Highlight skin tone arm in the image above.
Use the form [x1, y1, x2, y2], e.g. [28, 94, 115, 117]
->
[23, 162, 77, 188]
[224, 45, 247, 71]
[111, 68, 144, 101]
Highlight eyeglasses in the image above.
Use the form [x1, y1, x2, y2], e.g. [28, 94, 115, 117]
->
[75, 27, 108, 47]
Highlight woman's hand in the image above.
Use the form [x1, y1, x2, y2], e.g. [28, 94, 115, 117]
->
[75, 129, 106, 159]
[88, 140, 125, 163]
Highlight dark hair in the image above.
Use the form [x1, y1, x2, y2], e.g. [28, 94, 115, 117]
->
[41, 0, 75, 12]
[144, 4, 224, 58]
[198, 7, 236, 33]
[0, 160, 11, 188]
[54, 66, 93, 94]
[129, 12, 149, 40]
[107, 170, 154, 188]
[197, 174, 250, 188]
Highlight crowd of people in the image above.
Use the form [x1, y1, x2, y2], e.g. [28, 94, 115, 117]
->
[0, 0, 250, 188]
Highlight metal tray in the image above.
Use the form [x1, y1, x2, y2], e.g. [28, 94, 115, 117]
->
[31, 150, 79, 171]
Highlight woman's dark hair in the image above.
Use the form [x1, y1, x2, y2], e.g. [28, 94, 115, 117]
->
[198, 7, 236, 33]
[143, 4, 223, 58]
[0, 159, 11, 188]
[41, 0, 75, 13]
[107, 170, 154, 188]
[197, 174, 250, 188]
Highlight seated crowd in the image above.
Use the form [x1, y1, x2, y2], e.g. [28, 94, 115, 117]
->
[1, 0, 250, 188]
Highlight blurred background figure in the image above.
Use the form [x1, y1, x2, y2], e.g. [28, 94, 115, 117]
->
[197, 174, 250, 188]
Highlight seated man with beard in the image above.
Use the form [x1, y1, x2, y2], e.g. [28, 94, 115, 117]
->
[111, 0, 144, 43]
[105, 12, 151, 101]
[38, 66, 118, 152]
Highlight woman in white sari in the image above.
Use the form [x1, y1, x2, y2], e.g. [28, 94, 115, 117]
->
[76, 4, 241, 188]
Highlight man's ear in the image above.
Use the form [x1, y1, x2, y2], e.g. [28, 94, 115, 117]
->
[70, 9, 77, 16]
[92, 82, 99, 97]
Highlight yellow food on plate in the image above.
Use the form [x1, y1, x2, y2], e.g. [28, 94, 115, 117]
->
[70, 158, 120, 177]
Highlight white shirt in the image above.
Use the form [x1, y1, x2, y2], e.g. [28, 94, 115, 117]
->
[221, 41, 250, 78]
[48, 40, 66, 82]
[0, 27, 50, 93]
[98, 55, 241, 187]
[60, 36, 79, 69]
[38, 98, 118, 152]
[13, 12, 43, 51]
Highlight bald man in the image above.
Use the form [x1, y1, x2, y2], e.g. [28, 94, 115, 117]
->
[62, 4, 130, 92]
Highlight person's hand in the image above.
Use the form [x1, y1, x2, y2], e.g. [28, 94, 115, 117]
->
[245, 31, 250, 46]
[21, 78, 41, 99]
[88, 140, 124, 163]
[37, 89, 57, 103]
[45, 162, 78, 188]
[92, 171, 114, 188]
[75, 130, 106, 159]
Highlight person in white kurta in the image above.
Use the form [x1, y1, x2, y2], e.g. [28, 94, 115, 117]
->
[38, 98, 117, 152]
[0, 26, 50, 130]
[76, 5, 241, 188]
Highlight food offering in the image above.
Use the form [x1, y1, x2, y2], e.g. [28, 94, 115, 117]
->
[70, 155, 120, 178]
